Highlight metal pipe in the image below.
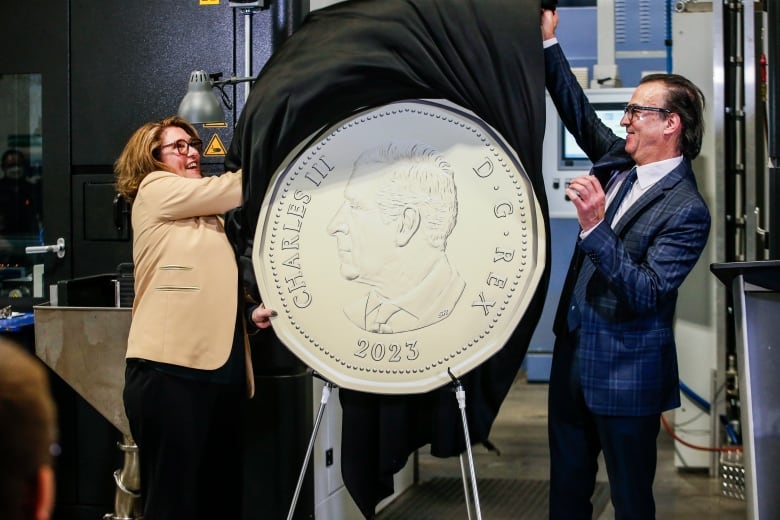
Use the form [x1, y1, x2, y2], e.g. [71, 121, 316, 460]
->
[287, 380, 332, 520]
[242, 7, 255, 102]
[449, 370, 482, 520]
[459, 453, 474, 520]
[103, 435, 142, 520]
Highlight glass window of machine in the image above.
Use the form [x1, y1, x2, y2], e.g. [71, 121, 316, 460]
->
[0, 73, 43, 299]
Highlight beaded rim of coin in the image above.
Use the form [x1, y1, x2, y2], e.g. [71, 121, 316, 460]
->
[253, 99, 546, 394]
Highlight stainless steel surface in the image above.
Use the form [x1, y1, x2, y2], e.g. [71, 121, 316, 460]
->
[253, 99, 545, 394]
[720, 450, 746, 501]
[33, 304, 131, 436]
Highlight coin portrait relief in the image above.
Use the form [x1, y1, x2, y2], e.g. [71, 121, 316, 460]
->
[328, 143, 466, 334]
[253, 99, 545, 394]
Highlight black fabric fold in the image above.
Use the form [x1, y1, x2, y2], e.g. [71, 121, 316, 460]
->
[226, 0, 551, 516]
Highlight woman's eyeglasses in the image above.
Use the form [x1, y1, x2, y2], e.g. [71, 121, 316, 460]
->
[158, 138, 204, 155]
[623, 104, 671, 122]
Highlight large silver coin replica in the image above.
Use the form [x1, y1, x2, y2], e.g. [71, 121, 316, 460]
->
[253, 99, 546, 394]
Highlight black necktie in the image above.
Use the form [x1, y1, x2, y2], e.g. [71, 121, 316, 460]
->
[566, 167, 637, 332]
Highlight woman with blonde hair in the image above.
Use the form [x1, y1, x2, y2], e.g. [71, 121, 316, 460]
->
[115, 116, 274, 519]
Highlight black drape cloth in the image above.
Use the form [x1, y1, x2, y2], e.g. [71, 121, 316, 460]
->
[225, 1, 550, 516]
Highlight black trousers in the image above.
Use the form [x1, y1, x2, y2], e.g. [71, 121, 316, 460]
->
[124, 361, 244, 520]
[548, 333, 660, 520]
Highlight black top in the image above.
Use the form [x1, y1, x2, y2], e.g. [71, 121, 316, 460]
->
[711, 260, 780, 292]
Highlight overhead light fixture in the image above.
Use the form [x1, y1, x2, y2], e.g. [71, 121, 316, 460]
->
[177, 70, 254, 124]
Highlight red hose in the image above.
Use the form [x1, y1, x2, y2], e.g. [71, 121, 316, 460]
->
[660, 414, 742, 453]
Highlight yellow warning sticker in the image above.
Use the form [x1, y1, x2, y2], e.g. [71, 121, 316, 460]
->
[200, 0, 220, 5]
[204, 134, 227, 156]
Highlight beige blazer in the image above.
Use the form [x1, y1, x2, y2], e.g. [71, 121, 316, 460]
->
[125, 170, 255, 396]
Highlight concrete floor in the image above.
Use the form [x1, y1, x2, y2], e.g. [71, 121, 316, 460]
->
[414, 372, 747, 519]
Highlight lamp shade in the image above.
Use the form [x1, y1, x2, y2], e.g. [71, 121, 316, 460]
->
[177, 70, 226, 124]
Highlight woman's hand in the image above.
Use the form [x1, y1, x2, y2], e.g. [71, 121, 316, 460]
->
[251, 303, 277, 329]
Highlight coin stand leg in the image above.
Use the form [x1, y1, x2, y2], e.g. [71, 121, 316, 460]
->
[449, 369, 483, 520]
[287, 379, 334, 520]
[459, 452, 475, 520]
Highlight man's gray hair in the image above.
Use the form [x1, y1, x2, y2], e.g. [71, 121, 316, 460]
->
[354, 142, 458, 250]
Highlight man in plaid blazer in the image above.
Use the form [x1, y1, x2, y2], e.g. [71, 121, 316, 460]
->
[542, 9, 711, 519]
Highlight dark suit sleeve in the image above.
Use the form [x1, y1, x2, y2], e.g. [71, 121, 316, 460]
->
[544, 43, 626, 170]
[227, 1, 550, 516]
[580, 171, 711, 314]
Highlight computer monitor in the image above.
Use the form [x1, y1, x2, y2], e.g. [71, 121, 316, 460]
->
[559, 102, 627, 170]
[542, 88, 634, 218]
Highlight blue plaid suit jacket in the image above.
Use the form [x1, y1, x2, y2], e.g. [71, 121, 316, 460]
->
[546, 43, 711, 415]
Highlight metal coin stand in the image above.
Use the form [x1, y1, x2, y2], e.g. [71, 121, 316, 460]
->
[286, 369, 483, 520]
[286, 377, 334, 520]
[449, 369, 483, 520]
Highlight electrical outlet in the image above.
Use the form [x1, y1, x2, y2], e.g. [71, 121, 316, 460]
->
[325, 448, 334, 467]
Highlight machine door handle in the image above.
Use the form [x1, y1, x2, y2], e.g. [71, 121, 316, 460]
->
[26, 237, 66, 258]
